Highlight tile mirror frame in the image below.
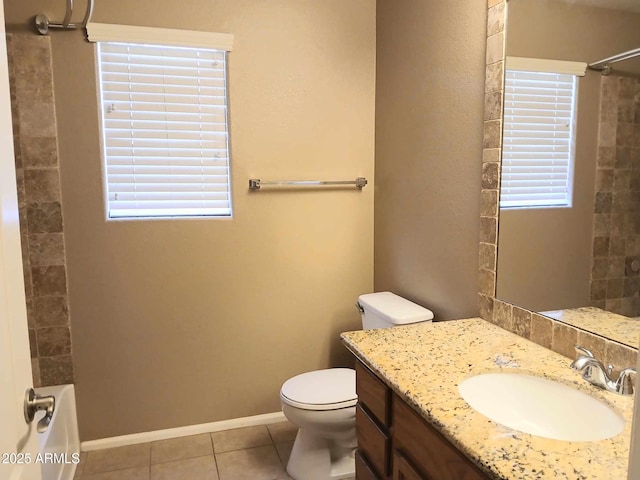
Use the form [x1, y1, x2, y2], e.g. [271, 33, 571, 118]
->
[477, 0, 638, 369]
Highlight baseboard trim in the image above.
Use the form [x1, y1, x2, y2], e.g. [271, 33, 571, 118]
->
[80, 411, 287, 452]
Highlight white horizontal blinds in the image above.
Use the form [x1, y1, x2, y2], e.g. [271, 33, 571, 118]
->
[501, 70, 577, 208]
[98, 42, 231, 218]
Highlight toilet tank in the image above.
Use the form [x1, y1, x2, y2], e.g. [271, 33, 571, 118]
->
[357, 291, 434, 330]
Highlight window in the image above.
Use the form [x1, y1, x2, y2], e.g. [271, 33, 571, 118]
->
[500, 57, 585, 209]
[88, 23, 234, 219]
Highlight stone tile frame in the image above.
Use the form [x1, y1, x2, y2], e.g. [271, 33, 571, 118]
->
[7, 34, 74, 387]
[477, 0, 638, 370]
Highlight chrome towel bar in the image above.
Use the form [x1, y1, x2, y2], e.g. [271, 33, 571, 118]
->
[249, 177, 367, 190]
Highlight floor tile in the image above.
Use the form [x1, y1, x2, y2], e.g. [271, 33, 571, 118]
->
[79, 421, 309, 479]
[151, 434, 213, 464]
[73, 452, 87, 479]
[82, 466, 149, 480]
[267, 421, 298, 443]
[216, 445, 287, 480]
[150, 455, 218, 480]
[274, 441, 294, 468]
[211, 425, 272, 453]
[84, 443, 151, 474]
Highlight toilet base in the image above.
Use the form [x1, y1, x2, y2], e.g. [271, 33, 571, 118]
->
[286, 428, 355, 480]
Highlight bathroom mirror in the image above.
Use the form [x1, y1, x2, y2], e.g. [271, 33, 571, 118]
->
[496, 0, 640, 348]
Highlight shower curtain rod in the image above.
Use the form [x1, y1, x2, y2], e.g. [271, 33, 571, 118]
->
[588, 46, 640, 75]
[35, 0, 95, 35]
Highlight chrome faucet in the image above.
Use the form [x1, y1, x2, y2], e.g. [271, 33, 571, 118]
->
[570, 345, 635, 396]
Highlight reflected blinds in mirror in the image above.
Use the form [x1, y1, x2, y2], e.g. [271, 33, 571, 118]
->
[501, 70, 577, 209]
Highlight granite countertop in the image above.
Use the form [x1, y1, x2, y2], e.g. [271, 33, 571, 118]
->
[341, 318, 635, 480]
[541, 306, 640, 349]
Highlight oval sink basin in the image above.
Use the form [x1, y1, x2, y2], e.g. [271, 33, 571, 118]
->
[458, 373, 624, 441]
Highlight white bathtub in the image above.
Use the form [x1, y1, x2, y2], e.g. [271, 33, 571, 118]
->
[35, 384, 80, 480]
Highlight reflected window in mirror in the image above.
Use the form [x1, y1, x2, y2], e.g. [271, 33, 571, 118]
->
[501, 58, 584, 209]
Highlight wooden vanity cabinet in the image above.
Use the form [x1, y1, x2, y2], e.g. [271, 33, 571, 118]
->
[355, 360, 490, 480]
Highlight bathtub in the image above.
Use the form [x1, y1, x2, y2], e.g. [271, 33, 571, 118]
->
[35, 385, 80, 480]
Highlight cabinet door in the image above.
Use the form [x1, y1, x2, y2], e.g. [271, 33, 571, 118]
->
[393, 395, 489, 480]
[393, 451, 425, 480]
[356, 451, 382, 480]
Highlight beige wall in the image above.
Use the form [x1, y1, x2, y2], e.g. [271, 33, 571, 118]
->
[497, 0, 640, 312]
[5, 0, 375, 440]
[374, 0, 486, 319]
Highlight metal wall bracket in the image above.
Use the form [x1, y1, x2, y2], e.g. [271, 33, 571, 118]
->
[35, 0, 94, 35]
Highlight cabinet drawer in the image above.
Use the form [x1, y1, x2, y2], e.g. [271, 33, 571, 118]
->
[393, 395, 489, 480]
[356, 361, 390, 427]
[356, 450, 381, 480]
[356, 404, 390, 479]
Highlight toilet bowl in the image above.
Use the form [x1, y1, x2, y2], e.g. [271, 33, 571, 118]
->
[280, 292, 433, 480]
[280, 369, 357, 480]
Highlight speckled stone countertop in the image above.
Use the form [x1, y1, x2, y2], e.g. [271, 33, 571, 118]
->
[541, 306, 640, 349]
[341, 318, 634, 480]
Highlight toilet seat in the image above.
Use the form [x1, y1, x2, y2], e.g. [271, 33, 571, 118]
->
[280, 368, 357, 411]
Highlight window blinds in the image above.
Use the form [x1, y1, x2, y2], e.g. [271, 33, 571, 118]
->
[93, 26, 233, 219]
[501, 70, 578, 209]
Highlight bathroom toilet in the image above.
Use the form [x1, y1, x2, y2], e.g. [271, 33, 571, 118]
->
[280, 291, 434, 480]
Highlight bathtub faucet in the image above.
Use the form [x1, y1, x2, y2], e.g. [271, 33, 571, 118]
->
[24, 388, 56, 433]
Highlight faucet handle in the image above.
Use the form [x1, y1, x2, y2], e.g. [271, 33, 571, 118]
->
[570, 345, 597, 370]
[615, 368, 636, 395]
[574, 345, 595, 358]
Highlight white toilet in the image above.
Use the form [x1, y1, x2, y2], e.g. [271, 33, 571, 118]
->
[280, 291, 434, 480]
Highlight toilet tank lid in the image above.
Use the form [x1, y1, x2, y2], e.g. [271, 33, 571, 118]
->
[358, 291, 434, 324]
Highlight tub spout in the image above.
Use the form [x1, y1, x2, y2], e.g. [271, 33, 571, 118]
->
[37, 412, 53, 433]
[24, 388, 56, 433]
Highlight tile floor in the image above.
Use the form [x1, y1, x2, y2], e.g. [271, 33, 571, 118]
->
[73, 421, 300, 480]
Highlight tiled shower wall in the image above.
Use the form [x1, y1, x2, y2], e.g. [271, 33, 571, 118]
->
[590, 74, 640, 317]
[7, 34, 74, 387]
